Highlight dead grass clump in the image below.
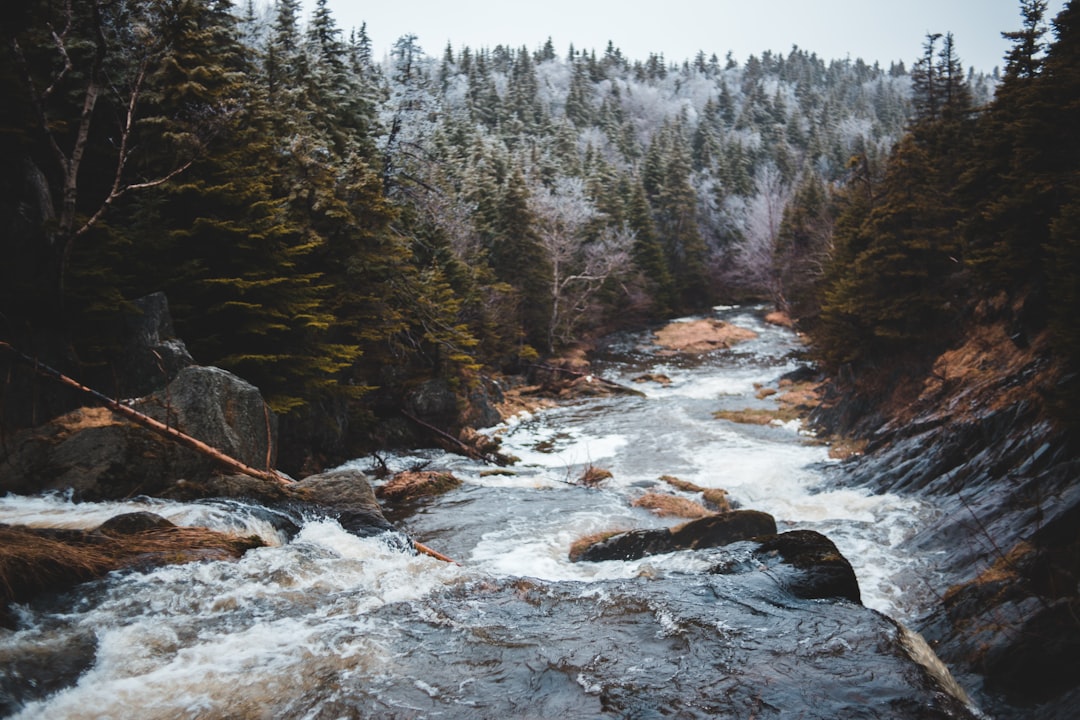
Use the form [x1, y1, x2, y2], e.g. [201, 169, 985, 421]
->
[652, 319, 757, 354]
[658, 476, 732, 512]
[633, 373, 672, 385]
[764, 311, 794, 328]
[713, 409, 787, 425]
[827, 437, 868, 460]
[0, 524, 263, 615]
[632, 492, 712, 519]
[577, 465, 613, 486]
[376, 471, 462, 503]
[568, 529, 624, 562]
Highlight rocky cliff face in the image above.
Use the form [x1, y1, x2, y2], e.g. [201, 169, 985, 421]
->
[814, 318, 1080, 719]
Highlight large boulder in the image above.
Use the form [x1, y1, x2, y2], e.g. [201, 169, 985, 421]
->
[0, 366, 278, 500]
[138, 365, 277, 474]
[749, 530, 862, 604]
[572, 510, 777, 562]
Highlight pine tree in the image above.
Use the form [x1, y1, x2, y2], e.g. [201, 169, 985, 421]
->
[491, 166, 551, 352]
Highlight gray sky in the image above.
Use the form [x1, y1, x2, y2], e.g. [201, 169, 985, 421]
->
[300, 0, 1068, 74]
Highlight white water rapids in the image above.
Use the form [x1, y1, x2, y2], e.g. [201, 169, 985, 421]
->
[0, 306, 956, 719]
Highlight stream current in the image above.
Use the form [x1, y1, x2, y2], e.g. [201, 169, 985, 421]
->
[0, 306, 966, 719]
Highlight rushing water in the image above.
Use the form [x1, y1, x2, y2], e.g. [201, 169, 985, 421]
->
[0, 306, 970, 719]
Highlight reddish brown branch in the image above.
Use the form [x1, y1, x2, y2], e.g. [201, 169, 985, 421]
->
[0, 341, 292, 487]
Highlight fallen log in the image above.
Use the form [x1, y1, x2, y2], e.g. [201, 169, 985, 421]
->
[414, 541, 458, 564]
[531, 363, 645, 396]
[1, 340, 292, 486]
[2, 341, 460, 565]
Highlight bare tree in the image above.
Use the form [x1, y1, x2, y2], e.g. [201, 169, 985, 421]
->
[8, 0, 196, 304]
[729, 163, 793, 299]
[529, 178, 631, 350]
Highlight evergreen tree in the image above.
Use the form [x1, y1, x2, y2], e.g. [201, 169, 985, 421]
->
[490, 166, 551, 352]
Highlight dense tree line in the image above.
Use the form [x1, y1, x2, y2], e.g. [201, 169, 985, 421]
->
[800, 0, 1080, 424]
[1, 0, 1010, 466]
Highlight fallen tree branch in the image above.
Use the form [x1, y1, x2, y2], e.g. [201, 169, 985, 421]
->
[400, 409, 509, 466]
[413, 540, 457, 564]
[0, 341, 293, 487]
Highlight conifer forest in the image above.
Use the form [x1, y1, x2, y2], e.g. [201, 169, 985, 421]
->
[3, 1, 1080, 717]
[7, 0, 1077, 462]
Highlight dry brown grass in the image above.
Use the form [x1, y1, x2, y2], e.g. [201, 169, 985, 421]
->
[658, 476, 732, 512]
[714, 380, 822, 428]
[376, 471, 462, 503]
[632, 492, 712, 519]
[568, 529, 624, 562]
[0, 525, 263, 612]
[652, 319, 757, 354]
[578, 465, 613, 486]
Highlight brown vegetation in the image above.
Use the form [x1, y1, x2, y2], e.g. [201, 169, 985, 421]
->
[577, 465, 613, 486]
[376, 471, 463, 503]
[632, 492, 712, 519]
[652, 319, 757, 354]
[658, 476, 732, 512]
[714, 380, 822, 428]
[568, 529, 624, 562]
[1, 523, 262, 623]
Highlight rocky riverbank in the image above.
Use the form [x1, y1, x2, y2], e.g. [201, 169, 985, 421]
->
[812, 315, 1080, 719]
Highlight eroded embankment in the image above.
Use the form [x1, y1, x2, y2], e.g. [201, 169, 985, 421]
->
[814, 316, 1080, 719]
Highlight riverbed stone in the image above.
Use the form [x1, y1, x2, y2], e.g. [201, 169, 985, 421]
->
[287, 468, 393, 537]
[751, 530, 862, 604]
[572, 509, 777, 562]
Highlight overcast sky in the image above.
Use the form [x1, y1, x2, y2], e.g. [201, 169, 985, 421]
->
[299, 0, 1068, 74]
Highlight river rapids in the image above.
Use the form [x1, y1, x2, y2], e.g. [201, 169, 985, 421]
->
[0, 306, 979, 719]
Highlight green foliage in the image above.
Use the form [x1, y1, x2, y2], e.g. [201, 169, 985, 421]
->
[809, 2, 1080, 432]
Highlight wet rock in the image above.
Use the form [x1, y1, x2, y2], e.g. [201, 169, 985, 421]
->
[572, 510, 776, 562]
[0, 631, 97, 716]
[95, 512, 176, 535]
[751, 530, 862, 604]
[287, 468, 393, 537]
[376, 471, 463, 503]
[0, 366, 278, 501]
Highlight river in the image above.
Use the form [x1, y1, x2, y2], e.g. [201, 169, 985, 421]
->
[0, 306, 973, 719]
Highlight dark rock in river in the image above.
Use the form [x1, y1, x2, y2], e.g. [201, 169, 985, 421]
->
[750, 530, 862, 604]
[168, 468, 394, 539]
[287, 468, 394, 537]
[95, 511, 176, 535]
[573, 509, 777, 562]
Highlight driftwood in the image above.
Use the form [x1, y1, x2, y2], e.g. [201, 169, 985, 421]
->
[414, 541, 457, 564]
